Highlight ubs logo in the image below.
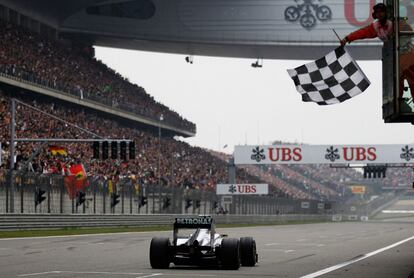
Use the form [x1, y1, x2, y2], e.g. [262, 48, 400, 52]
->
[251, 146, 266, 162]
[325, 146, 340, 162]
[285, 0, 332, 30]
[400, 145, 414, 162]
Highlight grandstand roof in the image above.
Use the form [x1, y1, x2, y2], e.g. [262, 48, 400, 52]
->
[1, 0, 381, 60]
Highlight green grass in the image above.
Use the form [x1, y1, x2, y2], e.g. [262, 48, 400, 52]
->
[0, 220, 328, 239]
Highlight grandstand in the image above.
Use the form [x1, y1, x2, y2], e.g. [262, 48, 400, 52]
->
[0, 84, 365, 204]
[0, 18, 195, 137]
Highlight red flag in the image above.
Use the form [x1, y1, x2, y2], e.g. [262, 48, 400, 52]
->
[64, 164, 89, 197]
[69, 164, 87, 180]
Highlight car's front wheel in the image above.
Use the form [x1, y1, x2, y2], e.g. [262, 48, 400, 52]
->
[149, 237, 171, 269]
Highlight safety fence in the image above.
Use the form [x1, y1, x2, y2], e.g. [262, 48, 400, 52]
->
[0, 173, 329, 215]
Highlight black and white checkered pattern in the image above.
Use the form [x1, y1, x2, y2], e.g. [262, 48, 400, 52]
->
[287, 46, 370, 105]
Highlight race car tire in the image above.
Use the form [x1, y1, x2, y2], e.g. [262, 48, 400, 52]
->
[149, 237, 171, 269]
[240, 237, 257, 266]
[220, 238, 240, 270]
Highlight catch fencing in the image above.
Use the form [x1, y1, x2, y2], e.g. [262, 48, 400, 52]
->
[0, 173, 327, 215]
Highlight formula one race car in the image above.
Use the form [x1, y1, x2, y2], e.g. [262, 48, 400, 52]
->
[149, 216, 258, 269]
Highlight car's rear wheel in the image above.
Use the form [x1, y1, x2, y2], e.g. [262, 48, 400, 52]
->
[240, 237, 257, 266]
[149, 237, 171, 269]
[220, 238, 240, 270]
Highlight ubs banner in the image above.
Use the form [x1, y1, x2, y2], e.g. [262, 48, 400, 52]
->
[234, 145, 414, 165]
[216, 184, 269, 195]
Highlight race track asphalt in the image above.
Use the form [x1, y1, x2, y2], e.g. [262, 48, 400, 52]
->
[1, 200, 414, 278]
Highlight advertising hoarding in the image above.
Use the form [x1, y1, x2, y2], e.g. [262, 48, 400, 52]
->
[216, 184, 269, 195]
[235, 144, 414, 165]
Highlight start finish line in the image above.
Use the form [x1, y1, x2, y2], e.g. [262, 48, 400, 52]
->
[234, 144, 414, 165]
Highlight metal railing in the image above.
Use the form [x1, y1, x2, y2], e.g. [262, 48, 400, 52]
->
[0, 214, 331, 231]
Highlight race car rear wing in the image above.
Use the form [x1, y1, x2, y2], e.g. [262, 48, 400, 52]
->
[173, 216, 216, 247]
[174, 216, 214, 229]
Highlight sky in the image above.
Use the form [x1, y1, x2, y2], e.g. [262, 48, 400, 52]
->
[94, 47, 414, 154]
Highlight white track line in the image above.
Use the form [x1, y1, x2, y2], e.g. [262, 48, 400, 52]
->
[300, 235, 414, 278]
[18, 271, 60, 277]
[136, 274, 162, 278]
[382, 210, 414, 213]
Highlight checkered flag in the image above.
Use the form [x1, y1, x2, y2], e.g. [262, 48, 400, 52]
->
[287, 46, 370, 105]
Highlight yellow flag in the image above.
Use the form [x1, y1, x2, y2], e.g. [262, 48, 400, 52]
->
[108, 180, 113, 194]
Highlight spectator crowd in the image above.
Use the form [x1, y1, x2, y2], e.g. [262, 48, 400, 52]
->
[0, 89, 262, 194]
[0, 19, 195, 133]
